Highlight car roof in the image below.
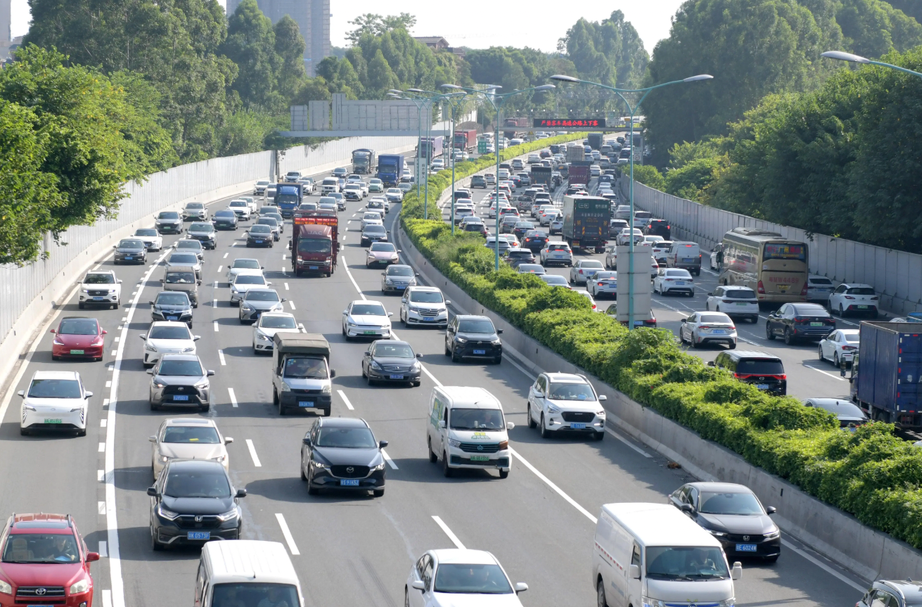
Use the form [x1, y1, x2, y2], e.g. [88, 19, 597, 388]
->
[724, 350, 781, 360]
[842, 283, 873, 289]
[9, 513, 73, 532]
[684, 482, 755, 494]
[317, 417, 369, 429]
[167, 459, 227, 473]
[879, 580, 922, 603]
[158, 353, 200, 362]
[31, 370, 80, 381]
[721, 285, 754, 291]
[150, 321, 192, 329]
[408, 286, 441, 292]
[431, 549, 498, 566]
[545, 372, 590, 384]
[791, 303, 828, 311]
[164, 265, 197, 272]
[164, 417, 217, 428]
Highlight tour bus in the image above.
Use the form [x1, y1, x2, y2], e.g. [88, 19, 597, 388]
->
[717, 227, 809, 304]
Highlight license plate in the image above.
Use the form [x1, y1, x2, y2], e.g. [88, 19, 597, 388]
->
[810, 322, 824, 327]
[363, 331, 378, 335]
[736, 302, 749, 306]
[70, 349, 85, 355]
[712, 330, 727, 334]
[93, 297, 105, 300]
[340, 479, 360, 486]
[736, 544, 758, 552]
[777, 285, 790, 292]
[299, 401, 314, 408]
[389, 375, 404, 380]
[45, 419, 62, 424]
[187, 531, 210, 540]
[255, 240, 263, 243]
[571, 423, 586, 429]
[173, 395, 189, 401]
[167, 316, 178, 321]
[676, 281, 686, 286]
[682, 258, 694, 263]
[470, 455, 490, 462]
[473, 349, 486, 355]
[756, 384, 769, 390]
[309, 266, 318, 270]
[857, 305, 868, 309]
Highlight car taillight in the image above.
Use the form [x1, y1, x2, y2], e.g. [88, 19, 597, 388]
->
[598, 282, 604, 286]
[845, 295, 855, 300]
[758, 281, 766, 294]
[842, 346, 856, 351]
[800, 282, 809, 297]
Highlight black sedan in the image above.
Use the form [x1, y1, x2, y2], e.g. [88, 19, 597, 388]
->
[113, 238, 147, 265]
[187, 222, 217, 249]
[668, 481, 780, 562]
[521, 229, 549, 253]
[246, 225, 274, 248]
[148, 459, 245, 550]
[445, 315, 503, 364]
[155, 211, 183, 234]
[150, 291, 194, 327]
[300, 417, 387, 497]
[765, 302, 836, 345]
[212, 210, 238, 231]
[361, 339, 422, 386]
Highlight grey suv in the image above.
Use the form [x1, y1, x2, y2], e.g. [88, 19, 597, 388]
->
[147, 353, 214, 411]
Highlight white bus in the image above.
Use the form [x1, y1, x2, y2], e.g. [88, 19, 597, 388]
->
[718, 228, 809, 304]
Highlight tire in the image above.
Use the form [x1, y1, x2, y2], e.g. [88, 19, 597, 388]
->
[834, 352, 840, 367]
[705, 302, 710, 311]
[451, 348, 460, 363]
[492, 355, 502, 365]
[307, 468, 318, 495]
[751, 315, 759, 324]
[78, 302, 85, 310]
[444, 342, 451, 356]
[151, 526, 163, 551]
[691, 334, 699, 349]
[527, 402, 537, 428]
[278, 400, 286, 416]
[150, 400, 159, 411]
[729, 342, 737, 350]
[540, 414, 551, 439]
[766, 323, 775, 340]
[20, 427, 29, 436]
[593, 431, 605, 441]
[499, 469, 509, 479]
[818, 344, 825, 362]
[373, 488, 385, 498]
[442, 451, 453, 477]
[272, 389, 279, 407]
[839, 304, 846, 318]
[784, 328, 794, 345]
[597, 578, 608, 607]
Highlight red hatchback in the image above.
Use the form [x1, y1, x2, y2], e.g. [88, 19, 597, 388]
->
[0, 513, 99, 607]
[51, 318, 106, 362]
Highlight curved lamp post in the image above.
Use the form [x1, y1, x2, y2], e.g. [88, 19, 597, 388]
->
[821, 50, 922, 79]
[549, 74, 713, 329]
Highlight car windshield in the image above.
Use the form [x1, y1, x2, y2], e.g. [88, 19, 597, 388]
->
[351, 304, 387, 316]
[169, 254, 197, 265]
[547, 382, 595, 401]
[433, 563, 513, 594]
[232, 260, 260, 270]
[156, 293, 189, 306]
[315, 427, 377, 448]
[258, 316, 297, 330]
[387, 266, 414, 277]
[645, 546, 730, 580]
[258, 218, 278, 226]
[364, 213, 381, 220]
[149, 326, 192, 340]
[229, 201, 246, 207]
[250, 226, 271, 234]
[27, 379, 82, 399]
[365, 226, 386, 235]
[2, 534, 80, 564]
[235, 275, 266, 285]
[298, 239, 332, 254]
[136, 229, 157, 236]
[212, 584, 299, 607]
[159, 212, 179, 219]
[186, 203, 203, 209]
[666, 270, 691, 278]
[737, 359, 785, 375]
[176, 241, 202, 250]
[246, 291, 280, 302]
[725, 289, 756, 300]
[84, 273, 115, 284]
[157, 359, 204, 376]
[190, 223, 213, 232]
[810, 277, 833, 285]
[458, 319, 495, 334]
[283, 357, 327, 379]
[449, 408, 505, 431]
[164, 469, 231, 498]
[409, 291, 443, 304]
[165, 272, 195, 284]
[542, 276, 568, 285]
[162, 425, 219, 444]
[58, 319, 99, 335]
[699, 314, 731, 324]
[843, 332, 859, 343]
[370, 243, 395, 253]
[215, 211, 235, 219]
[698, 491, 764, 515]
[119, 240, 144, 249]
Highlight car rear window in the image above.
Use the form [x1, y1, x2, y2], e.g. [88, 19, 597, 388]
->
[700, 314, 731, 324]
[809, 277, 833, 285]
[724, 289, 756, 299]
[736, 359, 785, 375]
[846, 287, 875, 295]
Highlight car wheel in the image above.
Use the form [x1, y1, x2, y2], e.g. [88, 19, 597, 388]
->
[729, 341, 737, 350]
[499, 469, 509, 479]
[151, 525, 163, 551]
[78, 302, 85, 310]
[428, 437, 438, 463]
[751, 315, 759, 324]
[706, 302, 710, 311]
[150, 400, 159, 411]
[839, 304, 846, 318]
[691, 333, 699, 349]
[451, 347, 460, 363]
[766, 323, 775, 340]
[527, 402, 537, 428]
[597, 578, 608, 607]
[818, 344, 825, 361]
[492, 355, 502, 365]
[540, 414, 551, 439]
[307, 467, 318, 495]
[834, 352, 840, 367]
[442, 451, 453, 477]
[784, 328, 794, 345]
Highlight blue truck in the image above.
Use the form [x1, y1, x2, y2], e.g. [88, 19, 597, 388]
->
[274, 183, 304, 218]
[848, 321, 922, 429]
[377, 154, 405, 188]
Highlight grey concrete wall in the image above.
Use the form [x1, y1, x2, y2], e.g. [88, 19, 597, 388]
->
[395, 221, 922, 583]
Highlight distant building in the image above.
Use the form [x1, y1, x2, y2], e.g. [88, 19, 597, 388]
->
[413, 36, 450, 51]
[0, 0, 11, 59]
[225, 0, 330, 77]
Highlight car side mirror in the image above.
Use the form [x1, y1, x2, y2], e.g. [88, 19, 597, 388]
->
[680, 503, 695, 514]
[497, 329, 504, 335]
[681, 318, 686, 323]
[708, 292, 714, 296]
[445, 300, 451, 305]
[85, 551, 101, 563]
[411, 580, 426, 592]
[146, 368, 154, 375]
[766, 506, 777, 515]
[598, 394, 607, 402]
[193, 335, 201, 341]
[378, 440, 389, 449]
[731, 562, 742, 580]
[302, 436, 312, 446]
[707, 361, 715, 367]
[112, 245, 117, 249]
[147, 487, 158, 497]
[438, 420, 447, 429]
[206, 370, 216, 377]
[514, 582, 528, 594]
[49, 328, 56, 334]
[139, 335, 147, 340]
[235, 489, 247, 498]
[159, 279, 164, 283]
[416, 353, 423, 359]
[148, 301, 154, 306]
[197, 280, 202, 286]
[629, 564, 641, 580]
[329, 369, 336, 378]
[506, 421, 515, 431]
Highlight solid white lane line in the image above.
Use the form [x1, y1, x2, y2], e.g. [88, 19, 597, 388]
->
[381, 449, 399, 470]
[246, 439, 262, 467]
[289, 300, 296, 310]
[228, 388, 238, 408]
[98, 541, 108, 557]
[605, 427, 652, 458]
[780, 539, 865, 591]
[803, 363, 845, 382]
[98, 501, 106, 515]
[218, 350, 227, 366]
[510, 447, 597, 524]
[213, 321, 219, 332]
[337, 389, 354, 411]
[275, 513, 301, 555]
[431, 516, 465, 549]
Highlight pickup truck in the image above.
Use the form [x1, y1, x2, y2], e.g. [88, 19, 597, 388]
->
[271, 333, 335, 416]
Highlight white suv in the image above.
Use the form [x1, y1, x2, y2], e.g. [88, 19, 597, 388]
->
[19, 370, 92, 436]
[539, 242, 572, 267]
[399, 286, 450, 327]
[828, 283, 879, 318]
[526, 373, 607, 440]
[79, 271, 122, 310]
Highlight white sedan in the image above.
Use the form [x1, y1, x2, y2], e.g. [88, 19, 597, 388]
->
[229, 272, 271, 305]
[133, 228, 163, 252]
[679, 311, 737, 349]
[227, 200, 252, 220]
[342, 300, 393, 340]
[252, 312, 303, 353]
[386, 188, 404, 203]
[828, 283, 880, 317]
[405, 549, 528, 607]
[818, 329, 860, 367]
[225, 258, 264, 283]
[654, 268, 695, 296]
[140, 321, 199, 366]
[616, 227, 644, 246]
[150, 418, 232, 480]
[705, 285, 759, 323]
[362, 211, 384, 230]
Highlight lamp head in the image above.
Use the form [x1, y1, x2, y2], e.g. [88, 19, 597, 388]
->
[441, 84, 461, 90]
[821, 50, 870, 64]
[534, 84, 556, 92]
[406, 88, 424, 94]
[549, 74, 579, 83]
[682, 74, 714, 83]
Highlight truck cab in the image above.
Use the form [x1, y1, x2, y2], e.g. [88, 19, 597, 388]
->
[271, 333, 335, 416]
[290, 210, 339, 277]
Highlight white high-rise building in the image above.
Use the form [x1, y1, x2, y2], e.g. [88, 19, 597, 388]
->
[0, 0, 12, 58]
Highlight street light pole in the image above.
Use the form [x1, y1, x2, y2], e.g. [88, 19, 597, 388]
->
[821, 50, 922, 78]
[550, 74, 713, 329]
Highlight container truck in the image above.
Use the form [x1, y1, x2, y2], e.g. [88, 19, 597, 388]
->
[351, 148, 376, 174]
[568, 161, 592, 186]
[566, 144, 585, 163]
[530, 165, 553, 189]
[377, 154, 405, 187]
[587, 133, 604, 150]
[274, 183, 303, 218]
[503, 117, 528, 139]
[289, 209, 339, 277]
[419, 136, 444, 161]
[847, 321, 922, 429]
[453, 129, 478, 152]
[562, 195, 610, 253]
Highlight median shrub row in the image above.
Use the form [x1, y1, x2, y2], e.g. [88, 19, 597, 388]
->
[397, 138, 922, 550]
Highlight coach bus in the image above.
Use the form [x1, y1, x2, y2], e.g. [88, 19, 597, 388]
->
[718, 228, 809, 304]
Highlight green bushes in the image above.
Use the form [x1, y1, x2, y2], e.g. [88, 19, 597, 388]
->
[399, 136, 922, 549]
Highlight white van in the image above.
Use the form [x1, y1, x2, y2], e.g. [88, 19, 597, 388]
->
[593, 503, 741, 607]
[195, 540, 304, 607]
[426, 386, 513, 479]
[321, 177, 339, 195]
[666, 241, 702, 275]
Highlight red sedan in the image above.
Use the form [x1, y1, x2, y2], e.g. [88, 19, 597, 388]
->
[51, 317, 107, 361]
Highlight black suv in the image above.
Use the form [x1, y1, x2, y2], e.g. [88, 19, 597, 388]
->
[445, 315, 503, 363]
[471, 175, 487, 188]
[709, 350, 786, 395]
[647, 219, 671, 240]
[765, 303, 835, 345]
[857, 580, 922, 607]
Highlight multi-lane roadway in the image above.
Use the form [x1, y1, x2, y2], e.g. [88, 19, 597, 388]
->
[0, 157, 868, 607]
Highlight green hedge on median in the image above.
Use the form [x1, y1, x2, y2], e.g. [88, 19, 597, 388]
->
[398, 136, 922, 550]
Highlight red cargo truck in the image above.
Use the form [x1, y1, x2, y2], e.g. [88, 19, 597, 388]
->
[290, 210, 339, 277]
[453, 129, 478, 152]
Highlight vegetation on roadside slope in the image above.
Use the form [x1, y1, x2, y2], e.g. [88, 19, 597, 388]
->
[399, 138, 922, 550]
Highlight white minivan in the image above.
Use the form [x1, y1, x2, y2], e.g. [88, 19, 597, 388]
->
[321, 177, 340, 195]
[195, 540, 304, 607]
[426, 386, 513, 479]
[593, 503, 741, 607]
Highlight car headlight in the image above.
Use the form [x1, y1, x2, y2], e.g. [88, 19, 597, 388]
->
[642, 598, 666, 607]
[241, 305, 253, 311]
[23, 404, 36, 411]
[596, 410, 606, 417]
[82, 288, 89, 294]
[372, 461, 386, 471]
[0, 579, 12, 595]
[69, 579, 90, 595]
[152, 379, 166, 388]
[764, 529, 781, 539]
[216, 508, 238, 522]
[69, 406, 84, 413]
[311, 459, 329, 469]
[321, 384, 332, 394]
[157, 504, 180, 521]
[546, 403, 561, 414]
[280, 383, 291, 392]
[455, 337, 468, 344]
[708, 529, 727, 537]
[491, 338, 502, 345]
[146, 343, 158, 352]
[448, 438, 462, 447]
[718, 600, 736, 607]
[411, 362, 421, 372]
[194, 381, 209, 390]
[257, 332, 271, 341]
[53, 338, 65, 346]
[212, 454, 226, 463]
[370, 361, 382, 370]
[160, 455, 169, 462]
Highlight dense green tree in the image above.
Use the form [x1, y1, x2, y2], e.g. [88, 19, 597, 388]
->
[883, 0, 922, 24]
[559, 11, 649, 89]
[837, 0, 922, 57]
[631, 165, 666, 191]
[345, 13, 417, 45]
[221, 0, 281, 112]
[274, 15, 307, 101]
